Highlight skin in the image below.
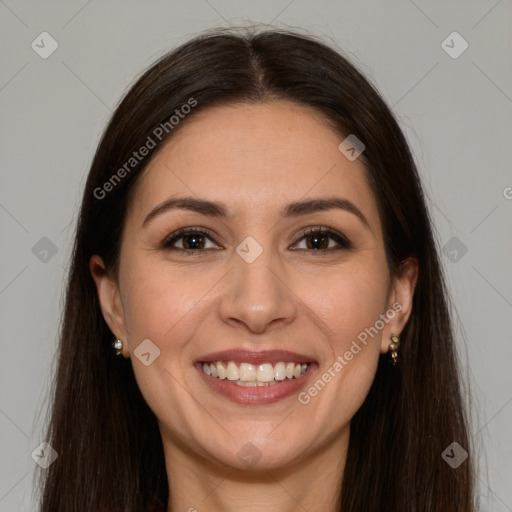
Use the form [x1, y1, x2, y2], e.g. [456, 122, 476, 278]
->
[90, 100, 417, 512]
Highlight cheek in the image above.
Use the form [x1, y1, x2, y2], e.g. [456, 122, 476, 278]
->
[295, 266, 389, 428]
[298, 263, 389, 351]
[118, 259, 215, 441]
[120, 255, 203, 343]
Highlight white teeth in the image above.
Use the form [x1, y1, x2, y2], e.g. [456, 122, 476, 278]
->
[226, 361, 239, 381]
[257, 363, 274, 382]
[235, 380, 279, 387]
[216, 362, 226, 379]
[239, 362, 256, 381]
[201, 360, 309, 384]
[274, 362, 286, 380]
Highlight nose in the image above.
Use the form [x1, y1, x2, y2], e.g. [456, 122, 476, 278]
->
[218, 248, 297, 335]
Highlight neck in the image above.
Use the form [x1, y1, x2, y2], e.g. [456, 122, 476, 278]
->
[163, 425, 349, 512]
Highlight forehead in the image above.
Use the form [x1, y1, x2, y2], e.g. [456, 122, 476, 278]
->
[128, 100, 380, 229]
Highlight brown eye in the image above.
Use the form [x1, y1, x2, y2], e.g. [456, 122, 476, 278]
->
[292, 227, 352, 252]
[162, 228, 219, 254]
[179, 233, 206, 250]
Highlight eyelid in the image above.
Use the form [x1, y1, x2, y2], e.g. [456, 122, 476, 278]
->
[161, 226, 219, 249]
[161, 225, 352, 252]
[291, 225, 352, 250]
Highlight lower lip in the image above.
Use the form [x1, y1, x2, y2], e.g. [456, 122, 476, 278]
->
[195, 363, 317, 405]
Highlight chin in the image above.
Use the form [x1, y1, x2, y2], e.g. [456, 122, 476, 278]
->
[198, 431, 310, 473]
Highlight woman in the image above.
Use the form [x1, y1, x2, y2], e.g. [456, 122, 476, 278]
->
[37, 27, 476, 511]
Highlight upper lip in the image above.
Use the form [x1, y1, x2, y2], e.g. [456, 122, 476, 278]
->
[195, 349, 316, 365]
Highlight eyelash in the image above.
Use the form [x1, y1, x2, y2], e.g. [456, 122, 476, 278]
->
[161, 226, 352, 256]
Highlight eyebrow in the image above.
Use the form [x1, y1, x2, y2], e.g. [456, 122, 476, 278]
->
[142, 196, 371, 230]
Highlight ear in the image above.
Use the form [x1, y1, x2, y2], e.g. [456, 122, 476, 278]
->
[89, 255, 129, 357]
[380, 257, 418, 354]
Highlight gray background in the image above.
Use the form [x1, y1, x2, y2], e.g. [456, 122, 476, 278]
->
[1, 1, 511, 510]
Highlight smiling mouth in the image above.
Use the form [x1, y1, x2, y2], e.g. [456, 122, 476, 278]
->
[199, 361, 309, 386]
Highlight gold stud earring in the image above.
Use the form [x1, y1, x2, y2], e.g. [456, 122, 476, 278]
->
[389, 334, 400, 365]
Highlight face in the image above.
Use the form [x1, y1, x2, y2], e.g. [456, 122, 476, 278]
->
[91, 100, 416, 472]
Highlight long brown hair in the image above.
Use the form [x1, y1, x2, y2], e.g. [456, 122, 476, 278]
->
[36, 26, 476, 511]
